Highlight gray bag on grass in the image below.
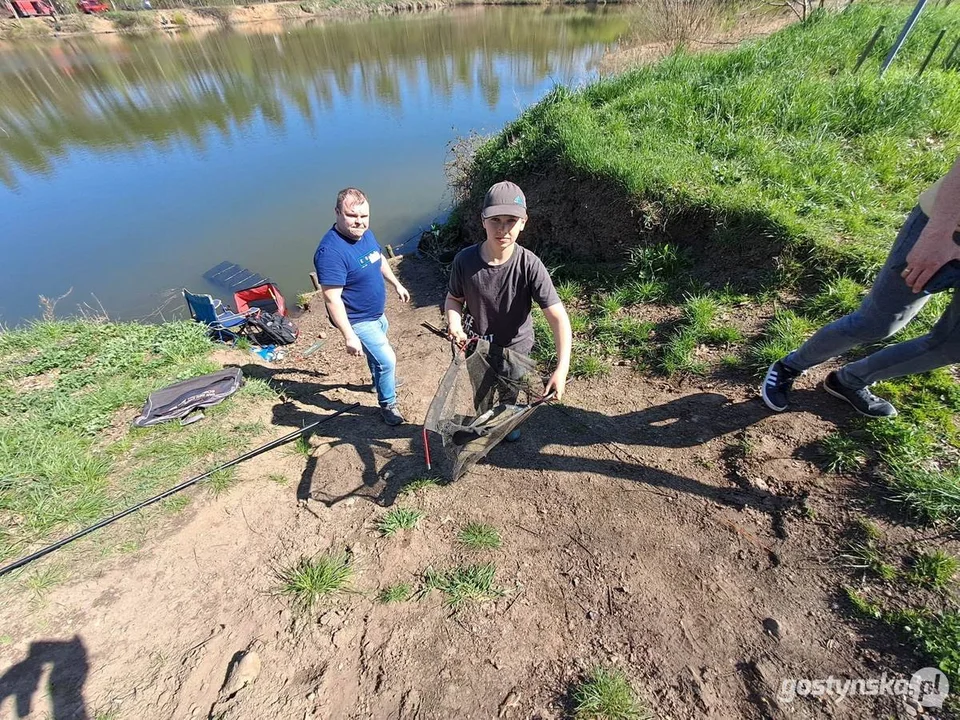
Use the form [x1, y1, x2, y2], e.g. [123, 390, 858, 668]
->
[133, 367, 243, 427]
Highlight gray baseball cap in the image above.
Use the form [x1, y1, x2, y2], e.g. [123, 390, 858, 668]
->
[481, 181, 527, 220]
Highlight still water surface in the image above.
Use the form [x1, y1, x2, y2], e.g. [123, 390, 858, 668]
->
[0, 8, 631, 325]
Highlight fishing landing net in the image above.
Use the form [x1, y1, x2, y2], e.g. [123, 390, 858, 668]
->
[423, 339, 550, 481]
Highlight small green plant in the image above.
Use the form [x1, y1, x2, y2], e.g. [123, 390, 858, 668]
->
[276, 552, 352, 612]
[620, 279, 667, 304]
[378, 583, 412, 603]
[398, 476, 440, 496]
[377, 507, 424, 537]
[25, 565, 62, 598]
[818, 432, 866, 473]
[842, 540, 898, 582]
[908, 550, 959, 590]
[206, 467, 236, 496]
[268, 473, 288, 484]
[292, 435, 312, 457]
[593, 293, 623, 318]
[572, 351, 610, 378]
[660, 330, 706, 376]
[235, 337, 251, 351]
[572, 667, 649, 720]
[808, 276, 865, 320]
[625, 243, 686, 285]
[423, 563, 504, 609]
[854, 517, 883, 541]
[748, 311, 815, 373]
[556, 280, 582, 304]
[171, 11, 188, 26]
[458, 522, 502, 549]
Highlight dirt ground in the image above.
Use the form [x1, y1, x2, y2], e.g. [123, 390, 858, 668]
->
[0, 254, 949, 719]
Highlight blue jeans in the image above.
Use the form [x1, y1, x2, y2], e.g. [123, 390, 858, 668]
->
[785, 207, 960, 389]
[351, 314, 397, 406]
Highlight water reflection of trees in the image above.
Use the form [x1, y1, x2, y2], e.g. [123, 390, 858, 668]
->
[0, 8, 628, 188]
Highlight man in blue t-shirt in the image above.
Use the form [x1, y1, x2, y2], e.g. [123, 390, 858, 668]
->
[314, 187, 410, 425]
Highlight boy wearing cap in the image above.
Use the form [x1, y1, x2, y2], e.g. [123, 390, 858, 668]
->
[445, 181, 572, 413]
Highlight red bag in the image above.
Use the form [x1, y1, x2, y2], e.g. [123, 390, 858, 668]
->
[234, 282, 287, 317]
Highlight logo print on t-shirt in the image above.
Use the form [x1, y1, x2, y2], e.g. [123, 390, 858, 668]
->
[358, 250, 381, 269]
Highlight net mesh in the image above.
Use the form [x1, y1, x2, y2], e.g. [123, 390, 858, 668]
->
[424, 339, 545, 481]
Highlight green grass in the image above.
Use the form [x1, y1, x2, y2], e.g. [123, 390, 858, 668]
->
[572, 667, 649, 720]
[457, 522, 502, 549]
[842, 540, 898, 582]
[847, 589, 960, 685]
[205, 468, 236, 496]
[276, 552, 352, 612]
[807, 276, 866, 320]
[268, 473, 288, 484]
[0, 320, 229, 565]
[423, 562, 504, 609]
[460, 5, 960, 288]
[291, 436, 313, 457]
[908, 550, 959, 591]
[818, 432, 866, 474]
[398, 476, 441, 495]
[378, 583, 412, 604]
[376, 507, 424, 537]
[748, 310, 816, 373]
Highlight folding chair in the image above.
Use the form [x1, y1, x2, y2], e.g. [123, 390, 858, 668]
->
[183, 289, 257, 344]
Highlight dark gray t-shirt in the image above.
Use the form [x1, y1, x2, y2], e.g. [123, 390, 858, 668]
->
[448, 244, 560, 355]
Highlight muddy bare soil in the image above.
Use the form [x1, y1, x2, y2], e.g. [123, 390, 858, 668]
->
[0, 255, 935, 719]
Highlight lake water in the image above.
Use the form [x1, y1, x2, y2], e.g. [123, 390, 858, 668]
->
[0, 7, 632, 325]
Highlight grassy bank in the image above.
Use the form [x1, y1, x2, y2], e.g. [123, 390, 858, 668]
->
[445, 1, 960, 686]
[0, 320, 278, 577]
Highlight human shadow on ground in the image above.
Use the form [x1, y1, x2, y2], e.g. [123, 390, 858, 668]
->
[0, 636, 90, 720]
[368, 390, 811, 524]
[243, 357, 855, 523]
[238, 364, 417, 506]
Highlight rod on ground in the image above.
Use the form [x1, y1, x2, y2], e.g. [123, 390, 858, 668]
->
[944, 36, 960, 69]
[918, 28, 946, 76]
[0, 402, 360, 578]
[880, 0, 929, 77]
[854, 25, 885, 73]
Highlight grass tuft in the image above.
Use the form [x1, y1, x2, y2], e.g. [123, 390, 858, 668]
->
[458, 522, 502, 549]
[423, 562, 504, 609]
[378, 583, 412, 604]
[818, 432, 866, 474]
[276, 552, 352, 612]
[377, 507, 424, 537]
[572, 667, 649, 720]
[908, 550, 959, 591]
[398, 476, 441, 496]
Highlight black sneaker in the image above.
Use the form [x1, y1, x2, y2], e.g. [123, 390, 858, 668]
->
[760, 359, 801, 412]
[823, 372, 897, 418]
[380, 403, 404, 426]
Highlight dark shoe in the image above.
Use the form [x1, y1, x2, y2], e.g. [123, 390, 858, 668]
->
[505, 429, 521, 442]
[823, 371, 897, 418]
[760, 359, 801, 412]
[380, 403, 404, 426]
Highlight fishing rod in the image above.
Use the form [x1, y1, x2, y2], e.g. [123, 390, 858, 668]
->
[0, 402, 360, 578]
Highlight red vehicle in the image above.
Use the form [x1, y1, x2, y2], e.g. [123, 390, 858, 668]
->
[4, 0, 56, 15]
[76, 0, 108, 12]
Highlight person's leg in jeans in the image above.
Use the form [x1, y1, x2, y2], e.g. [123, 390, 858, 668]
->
[785, 209, 933, 371]
[838, 288, 960, 387]
[351, 315, 402, 424]
[761, 208, 932, 413]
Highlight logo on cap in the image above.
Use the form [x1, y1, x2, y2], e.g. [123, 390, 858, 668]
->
[514, 195, 525, 206]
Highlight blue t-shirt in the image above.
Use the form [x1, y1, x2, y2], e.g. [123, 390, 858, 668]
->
[313, 226, 386, 324]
